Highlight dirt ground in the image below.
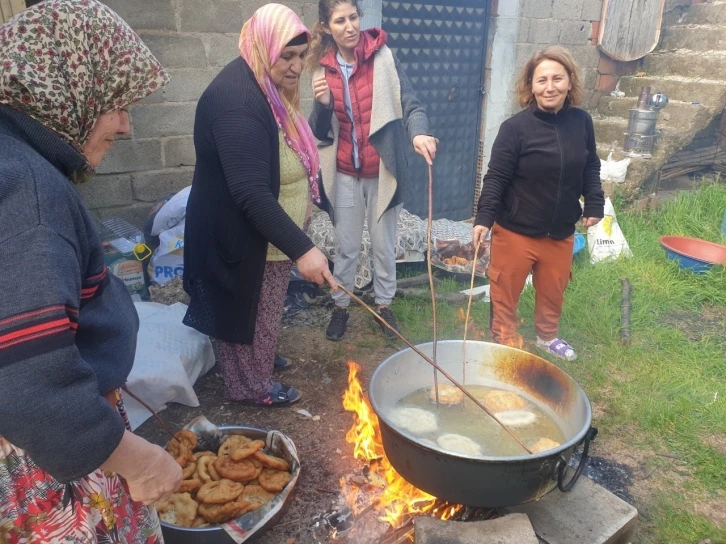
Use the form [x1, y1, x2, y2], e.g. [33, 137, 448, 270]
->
[136, 303, 404, 543]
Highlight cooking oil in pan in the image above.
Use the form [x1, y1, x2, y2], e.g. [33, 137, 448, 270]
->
[390, 384, 567, 457]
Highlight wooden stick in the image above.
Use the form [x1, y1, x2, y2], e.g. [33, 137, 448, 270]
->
[620, 278, 631, 345]
[426, 164, 440, 408]
[339, 285, 533, 454]
[462, 241, 481, 389]
[121, 386, 179, 444]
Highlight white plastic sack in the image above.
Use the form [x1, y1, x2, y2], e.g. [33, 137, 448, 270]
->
[600, 152, 631, 184]
[151, 185, 191, 236]
[587, 198, 632, 264]
[124, 302, 215, 430]
[150, 221, 185, 285]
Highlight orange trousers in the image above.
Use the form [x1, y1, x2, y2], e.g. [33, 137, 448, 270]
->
[488, 223, 574, 344]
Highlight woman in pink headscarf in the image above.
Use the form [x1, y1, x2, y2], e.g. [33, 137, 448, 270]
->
[184, 3, 336, 406]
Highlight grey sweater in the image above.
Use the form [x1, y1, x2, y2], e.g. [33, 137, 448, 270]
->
[0, 106, 137, 483]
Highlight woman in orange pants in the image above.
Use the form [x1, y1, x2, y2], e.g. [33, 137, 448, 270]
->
[473, 47, 604, 361]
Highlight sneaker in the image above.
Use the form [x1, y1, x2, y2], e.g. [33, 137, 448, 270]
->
[535, 336, 577, 361]
[238, 382, 302, 407]
[273, 355, 293, 372]
[377, 307, 400, 339]
[326, 307, 349, 341]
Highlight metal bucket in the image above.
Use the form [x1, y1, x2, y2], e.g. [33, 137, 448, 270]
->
[627, 108, 658, 136]
[368, 340, 596, 508]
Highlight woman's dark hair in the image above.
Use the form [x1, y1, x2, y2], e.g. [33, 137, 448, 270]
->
[307, 0, 362, 69]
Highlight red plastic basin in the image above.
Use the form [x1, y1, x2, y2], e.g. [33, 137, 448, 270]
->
[659, 236, 726, 265]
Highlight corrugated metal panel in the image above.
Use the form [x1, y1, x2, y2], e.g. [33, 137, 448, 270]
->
[382, 0, 489, 220]
[360, 0, 382, 30]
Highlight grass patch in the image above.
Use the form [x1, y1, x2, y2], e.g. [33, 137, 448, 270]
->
[382, 180, 726, 543]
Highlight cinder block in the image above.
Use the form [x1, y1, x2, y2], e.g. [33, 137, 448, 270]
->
[522, 0, 553, 19]
[581, 0, 603, 21]
[552, 0, 585, 20]
[132, 168, 195, 202]
[571, 44, 602, 71]
[164, 136, 196, 167]
[103, 0, 176, 30]
[504, 476, 638, 544]
[517, 18, 531, 43]
[415, 514, 539, 544]
[528, 18, 560, 44]
[559, 20, 591, 44]
[96, 139, 163, 175]
[178, 0, 248, 33]
[208, 34, 240, 68]
[164, 69, 219, 103]
[131, 103, 196, 139]
[78, 174, 133, 209]
[138, 33, 207, 69]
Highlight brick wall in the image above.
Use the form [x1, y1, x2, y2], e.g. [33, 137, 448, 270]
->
[83, 0, 317, 226]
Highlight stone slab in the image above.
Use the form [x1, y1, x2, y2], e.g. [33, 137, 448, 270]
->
[503, 476, 638, 544]
[415, 513, 539, 544]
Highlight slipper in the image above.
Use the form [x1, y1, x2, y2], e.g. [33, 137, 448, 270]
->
[273, 355, 293, 372]
[536, 337, 577, 361]
[238, 382, 302, 407]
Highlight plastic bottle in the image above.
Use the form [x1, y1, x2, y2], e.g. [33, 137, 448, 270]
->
[101, 219, 150, 301]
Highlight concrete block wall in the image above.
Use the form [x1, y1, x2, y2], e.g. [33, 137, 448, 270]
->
[83, 0, 318, 227]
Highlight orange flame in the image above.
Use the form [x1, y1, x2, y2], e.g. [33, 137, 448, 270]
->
[341, 362, 462, 528]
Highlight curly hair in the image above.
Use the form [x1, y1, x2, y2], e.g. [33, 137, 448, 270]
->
[516, 46, 583, 108]
[307, 0, 362, 70]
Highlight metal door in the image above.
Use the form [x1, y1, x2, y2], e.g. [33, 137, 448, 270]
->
[382, 0, 489, 220]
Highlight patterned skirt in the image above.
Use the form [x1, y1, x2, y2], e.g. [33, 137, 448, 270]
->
[212, 260, 293, 401]
[0, 391, 162, 544]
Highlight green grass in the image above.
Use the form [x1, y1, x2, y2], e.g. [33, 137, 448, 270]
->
[385, 180, 726, 543]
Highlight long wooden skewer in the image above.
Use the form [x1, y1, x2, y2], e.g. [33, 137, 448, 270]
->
[462, 241, 481, 389]
[339, 285, 533, 454]
[121, 385, 179, 444]
[426, 164, 440, 408]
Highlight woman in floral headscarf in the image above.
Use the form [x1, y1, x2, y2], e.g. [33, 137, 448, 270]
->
[183, 3, 337, 407]
[0, 1, 179, 541]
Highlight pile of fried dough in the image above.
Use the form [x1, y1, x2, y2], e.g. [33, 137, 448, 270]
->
[156, 430, 293, 528]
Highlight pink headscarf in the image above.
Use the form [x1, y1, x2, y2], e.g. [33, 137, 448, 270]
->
[239, 3, 321, 204]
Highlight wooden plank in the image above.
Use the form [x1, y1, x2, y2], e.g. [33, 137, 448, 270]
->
[0, 0, 24, 24]
[9, 0, 24, 14]
[599, 0, 666, 61]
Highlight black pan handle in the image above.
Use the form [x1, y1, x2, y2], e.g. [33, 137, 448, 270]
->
[556, 426, 598, 492]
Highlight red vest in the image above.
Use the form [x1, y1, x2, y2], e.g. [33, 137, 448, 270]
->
[320, 29, 387, 179]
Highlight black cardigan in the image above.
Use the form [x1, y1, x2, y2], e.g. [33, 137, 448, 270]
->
[475, 103, 604, 240]
[183, 57, 314, 343]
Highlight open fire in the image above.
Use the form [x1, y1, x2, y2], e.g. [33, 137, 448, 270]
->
[339, 362, 462, 529]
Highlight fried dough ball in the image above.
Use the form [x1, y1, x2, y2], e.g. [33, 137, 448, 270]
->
[178, 478, 202, 494]
[242, 484, 276, 506]
[166, 430, 198, 467]
[389, 407, 438, 434]
[156, 492, 198, 528]
[208, 458, 222, 481]
[230, 439, 265, 462]
[198, 499, 257, 524]
[436, 434, 483, 456]
[258, 468, 292, 493]
[196, 479, 245, 505]
[218, 435, 251, 457]
[429, 384, 464, 406]
[253, 450, 290, 472]
[192, 516, 210, 528]
[196, 455, 218, 484]
[481, 390, 527, 412]
[531, 437, 561, 454]
[193, 451, 215, 461]
[214, 456, 257, 483]
[495, 410, 537, 427]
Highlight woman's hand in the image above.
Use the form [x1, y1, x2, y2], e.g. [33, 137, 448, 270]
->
[473, 225, 490, 249]
[296, 247, 338, 290]
[582, 217, 601, 228]
[313, 75, 331, 107]
[101, 430, 182, 505]
[413, 135, 438, 166]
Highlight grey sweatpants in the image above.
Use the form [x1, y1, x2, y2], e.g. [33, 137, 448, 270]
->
[331, 172, 401, 307]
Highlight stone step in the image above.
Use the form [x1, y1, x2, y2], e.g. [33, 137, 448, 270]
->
[642, 50, 726, 80]
[595, 96, 711, 125]
[664, 1, 726, 26]
[618, 75, 726, 108]
[592, 117, 682, 150]
[660, 24, 726, 50]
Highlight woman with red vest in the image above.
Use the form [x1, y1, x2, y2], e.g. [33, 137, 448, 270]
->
[309, 0, 437, 341]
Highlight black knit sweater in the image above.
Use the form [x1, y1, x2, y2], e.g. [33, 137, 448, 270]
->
[475, 103, 604, 240]
[183, 58, 314, 343]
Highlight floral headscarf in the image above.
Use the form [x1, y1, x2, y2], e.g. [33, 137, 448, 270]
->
[0, 0, 169, 155]
[239, 3, 321, 205]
